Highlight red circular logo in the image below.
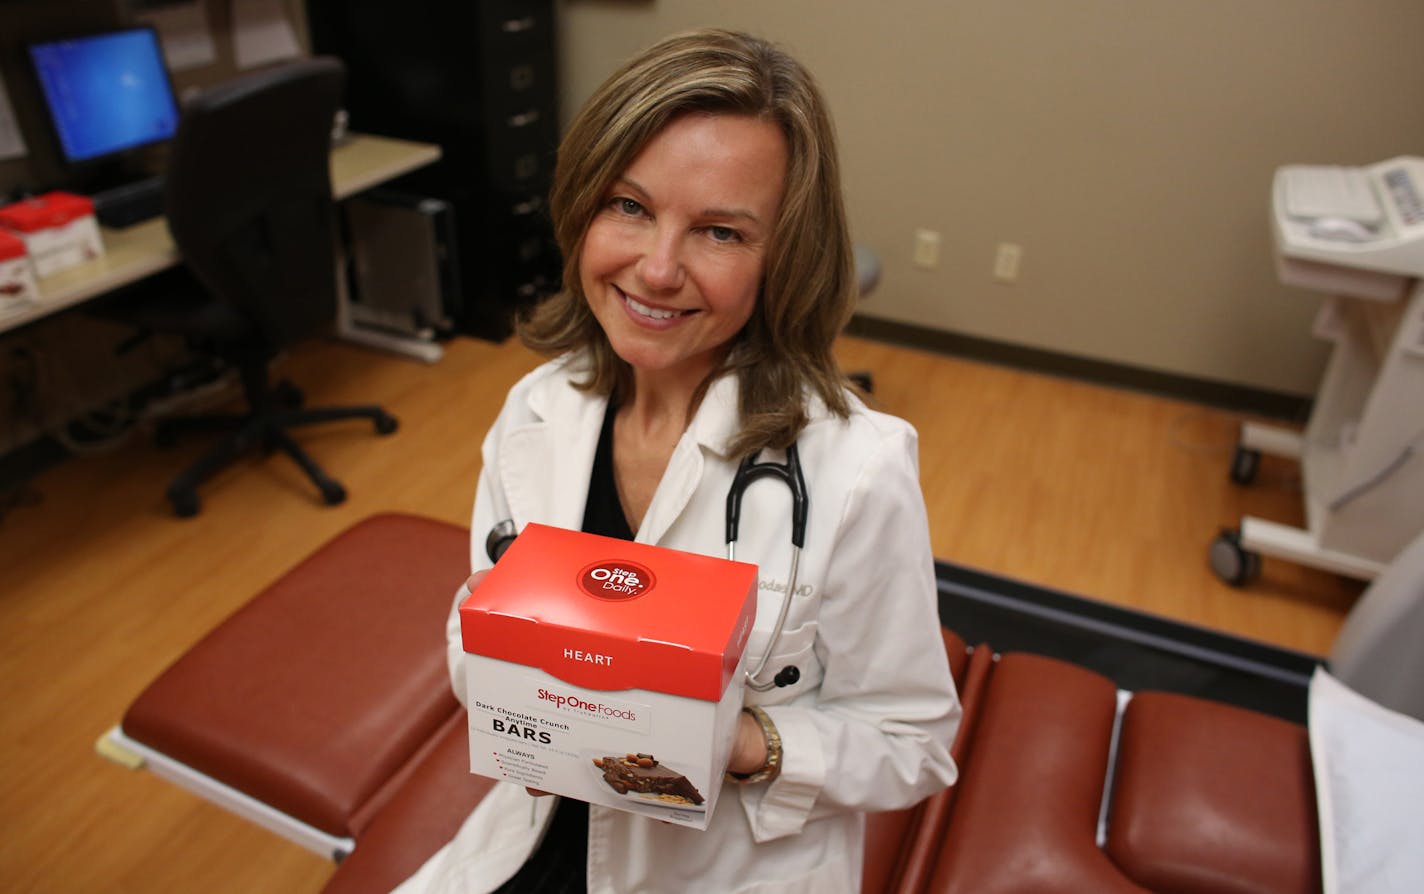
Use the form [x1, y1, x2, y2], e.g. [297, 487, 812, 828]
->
[578, 559, 655, 601]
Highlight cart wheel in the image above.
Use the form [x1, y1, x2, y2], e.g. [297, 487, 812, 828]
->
[1229, 445, 1261, 485]
[1209, 528, 1261, 586]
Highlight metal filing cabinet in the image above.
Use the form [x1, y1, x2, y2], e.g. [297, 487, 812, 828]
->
[306, 0, 561, 340]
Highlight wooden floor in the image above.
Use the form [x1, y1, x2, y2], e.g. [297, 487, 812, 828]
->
[0, 333, 1361, 893]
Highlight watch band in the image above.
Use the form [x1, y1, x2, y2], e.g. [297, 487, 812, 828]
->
[727, 705, 782, 784]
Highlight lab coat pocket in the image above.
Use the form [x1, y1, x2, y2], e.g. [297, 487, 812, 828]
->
[744, 620, 821, 705]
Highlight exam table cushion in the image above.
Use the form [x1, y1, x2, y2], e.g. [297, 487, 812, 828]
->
[321, 709, 496, 894]
[860, 626, 980, 894]
[1309, 667, 1424, 894]
[887, 631, 995, 894]
[121, 513, 469, 837]
[926, 652, 1145, 893]
[1108, 691, 1320, 894]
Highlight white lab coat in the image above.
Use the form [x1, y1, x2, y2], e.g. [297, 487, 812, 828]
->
[395, 353, 960, 894]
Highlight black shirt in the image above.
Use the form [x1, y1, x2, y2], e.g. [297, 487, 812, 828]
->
[497, 398, 628, 893]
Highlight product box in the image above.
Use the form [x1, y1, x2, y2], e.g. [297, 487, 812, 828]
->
[458, 523, 758, 829]
[0, 230, 39, 312]
[0, 192, 104, 279]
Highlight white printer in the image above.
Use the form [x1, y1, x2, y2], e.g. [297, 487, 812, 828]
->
[1272, 156, 1424, 299]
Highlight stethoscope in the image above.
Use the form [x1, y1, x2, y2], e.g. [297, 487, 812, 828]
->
[484, 441, 809, 693]
[727, 443, 806, 691]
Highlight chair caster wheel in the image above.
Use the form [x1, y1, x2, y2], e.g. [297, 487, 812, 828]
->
[374, 414, 398, 435]
[168, 488, 200, 518]
[275, 381, 305, 409]
[1210, 528, 1261, 586]
[318, 479, 347, 506]
[1229, 445, 1261, 485]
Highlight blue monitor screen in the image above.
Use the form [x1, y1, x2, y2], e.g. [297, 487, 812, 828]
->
[28, 28, 180, 164]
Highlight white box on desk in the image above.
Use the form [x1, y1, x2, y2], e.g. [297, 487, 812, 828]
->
[0, 192, 104, 280]
[458, 523, 758, 830]
[0, 230, 40, 311]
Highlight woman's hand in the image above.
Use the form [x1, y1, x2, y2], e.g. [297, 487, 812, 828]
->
[726, 709, 770, 776]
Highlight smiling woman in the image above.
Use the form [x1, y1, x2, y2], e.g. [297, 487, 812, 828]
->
[396, 28, 961, 894]
[570, 111, 793, 531]
[522, 27, 858, 459]
[579, 113, 787, 408]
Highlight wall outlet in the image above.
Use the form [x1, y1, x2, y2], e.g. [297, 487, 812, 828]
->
[913, 229, 941, 269]
[994, 243, 1022, 282]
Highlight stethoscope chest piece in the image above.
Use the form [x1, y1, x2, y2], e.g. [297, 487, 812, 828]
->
[486, 519, 518, 563]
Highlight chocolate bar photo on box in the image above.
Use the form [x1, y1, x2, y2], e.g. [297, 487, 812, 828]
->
[593, 753, 704, 807]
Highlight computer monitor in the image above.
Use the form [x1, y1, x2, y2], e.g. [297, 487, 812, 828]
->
[27, 26, 181, 166]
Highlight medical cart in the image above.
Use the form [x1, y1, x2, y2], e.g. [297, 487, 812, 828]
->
[1211, 157, 1424, 585]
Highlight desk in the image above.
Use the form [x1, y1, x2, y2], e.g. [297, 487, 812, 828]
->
[0, 134, 442, 347]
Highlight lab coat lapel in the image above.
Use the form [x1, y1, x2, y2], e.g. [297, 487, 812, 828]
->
[636, 374, 739, 547]
[635, 438, 701, 546]
[498, 365, 607, 533]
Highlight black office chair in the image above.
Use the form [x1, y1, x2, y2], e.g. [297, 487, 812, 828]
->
[102, 58, 396, 517]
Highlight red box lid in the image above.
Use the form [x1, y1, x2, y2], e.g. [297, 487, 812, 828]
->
[0, 229, 25, 261]
[460, 524, 758, 702]
[0, 191, 96, 233]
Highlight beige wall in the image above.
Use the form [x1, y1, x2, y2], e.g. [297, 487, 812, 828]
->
[556, 0, 1424, 396]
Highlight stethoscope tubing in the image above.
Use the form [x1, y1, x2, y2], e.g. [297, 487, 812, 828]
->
[727, 443, 808, 550]
[736, 543, 801, 691]
[727, 443, 808, 692]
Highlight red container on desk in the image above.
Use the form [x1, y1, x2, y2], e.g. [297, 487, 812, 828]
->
[0, 229, 40, 310]
[0, 191, 104, 278]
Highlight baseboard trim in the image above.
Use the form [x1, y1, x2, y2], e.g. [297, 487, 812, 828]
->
[846, 315, 1312, 421]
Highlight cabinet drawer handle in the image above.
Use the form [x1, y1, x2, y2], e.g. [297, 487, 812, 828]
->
[508, 110, 541, 128]
[509, 64, 535, 91]
[502, 16, 536, 33]
[512, 198, 543, 215]
[514, 154, 540, 180]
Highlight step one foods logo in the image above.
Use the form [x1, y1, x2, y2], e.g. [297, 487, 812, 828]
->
[579, 559, 655, 600]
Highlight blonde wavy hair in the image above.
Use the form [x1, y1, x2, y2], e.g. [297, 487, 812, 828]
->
[519, 28, 856, 456]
